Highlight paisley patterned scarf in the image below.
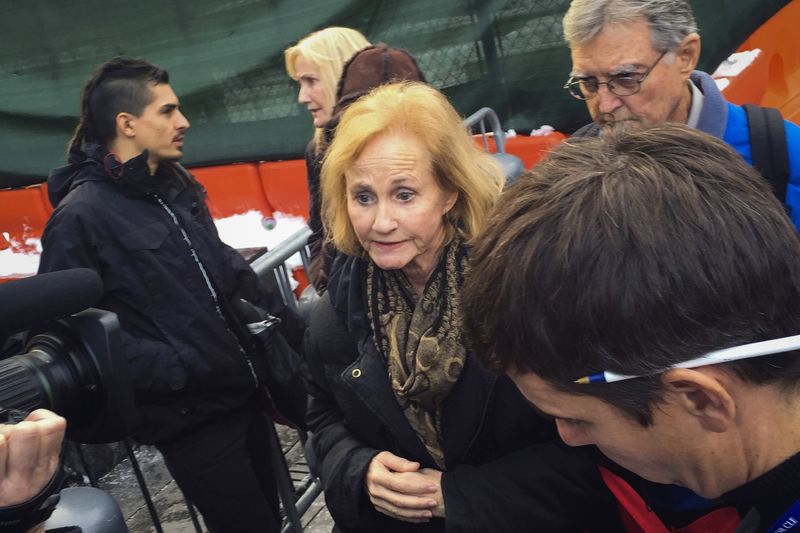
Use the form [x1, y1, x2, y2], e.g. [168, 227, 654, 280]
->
[365, 239, 468, 468]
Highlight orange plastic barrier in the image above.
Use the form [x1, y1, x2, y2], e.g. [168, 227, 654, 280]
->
[257, 160, 309, 219]
[190, 163, 274, 219]
[473, 133, 568, 170]
[721, 0, 800, 123]
[0, 185, 50, 281]
[719, 50, 770, 107]
[505, 134, 567, 169]
[0, 186, 50, 255]
[292, 265, 310, 298]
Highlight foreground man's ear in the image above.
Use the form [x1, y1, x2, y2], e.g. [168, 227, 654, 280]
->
[662, 367, 736, 433]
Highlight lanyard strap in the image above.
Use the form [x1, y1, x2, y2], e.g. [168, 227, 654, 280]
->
[598, 466, 740, 533]
[768, 500, 800, 533]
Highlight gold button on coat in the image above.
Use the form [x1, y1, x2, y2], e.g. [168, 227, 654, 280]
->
[351, 368, 362, 378]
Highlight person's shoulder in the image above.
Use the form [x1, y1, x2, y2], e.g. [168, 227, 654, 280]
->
[724, 102, 748, 130]
[304, 139, 319, 161]
[572, 122, 600, 138]
[725, 103, 800, 174]
[49, 178, 120, 222]
[307, 292, 341, 337]
[725, 101, 800, 139]
[784, 114, 800, 140]
[782, 116, 800, 180]
[305, 292, 357, 364]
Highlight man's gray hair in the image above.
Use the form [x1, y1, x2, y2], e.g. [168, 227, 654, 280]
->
[563, 0, 698, 51]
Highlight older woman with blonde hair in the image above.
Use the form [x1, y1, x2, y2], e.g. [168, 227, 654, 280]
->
[304, 82, 611, 532]
[285, 27, 370, 274]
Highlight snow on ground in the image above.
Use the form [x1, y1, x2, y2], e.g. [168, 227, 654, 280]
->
[214, 210, 306, 250]
[214, 210, 308, 268]
[0, 233, 42, 279]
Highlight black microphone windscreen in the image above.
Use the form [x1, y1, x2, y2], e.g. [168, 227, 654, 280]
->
[0, 268, 104, 336]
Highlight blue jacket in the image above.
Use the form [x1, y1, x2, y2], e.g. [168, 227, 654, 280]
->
[691, 71, 800, 228]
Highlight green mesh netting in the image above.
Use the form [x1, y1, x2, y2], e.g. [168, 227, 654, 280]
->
[0, 0, 789, 186]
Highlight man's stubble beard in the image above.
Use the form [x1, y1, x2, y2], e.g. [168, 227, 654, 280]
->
[597, 114, 642, 135]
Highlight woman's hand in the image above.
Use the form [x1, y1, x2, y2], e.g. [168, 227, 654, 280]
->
[0, 409, 66, 507]
[365, 451, 439, 523]
[418, 468, 445, 517]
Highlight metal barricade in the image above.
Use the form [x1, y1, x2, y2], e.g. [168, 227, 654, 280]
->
[251, 224, 322, 533]
[464, 106, 508, 153]
[463, 107, 526, 184]
[250, 225, 314, 314]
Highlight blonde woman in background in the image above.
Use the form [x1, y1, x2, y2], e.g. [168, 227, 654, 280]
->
[285, 27, 370, 282]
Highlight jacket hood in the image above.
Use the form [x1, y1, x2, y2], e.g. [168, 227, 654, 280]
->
[47, 143, 158, 208]
[334, 43, 426, 117]
[320, 44, 426, 150]
[47, 144, 104, 208]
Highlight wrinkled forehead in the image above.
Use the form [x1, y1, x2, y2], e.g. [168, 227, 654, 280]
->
[346, 130, 431, 178]
[569, 20, 659, 77]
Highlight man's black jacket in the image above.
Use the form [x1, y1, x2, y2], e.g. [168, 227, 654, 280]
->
[38, 144, 289, 444]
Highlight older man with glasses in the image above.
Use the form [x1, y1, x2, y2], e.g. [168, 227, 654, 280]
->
[562, 0, 800, 228]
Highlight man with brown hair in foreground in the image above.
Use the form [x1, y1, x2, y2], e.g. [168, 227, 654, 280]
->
[463, 124, 800, 532]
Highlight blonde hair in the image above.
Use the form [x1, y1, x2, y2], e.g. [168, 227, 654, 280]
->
[321, 81, 504, 256]
[284, 27, 370, 142]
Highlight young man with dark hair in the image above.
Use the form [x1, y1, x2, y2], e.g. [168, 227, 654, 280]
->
[38, 57, 282, 532]
[463, 124, 800, 531]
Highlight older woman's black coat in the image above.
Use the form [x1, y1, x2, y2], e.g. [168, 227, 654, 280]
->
[304, 255, 617, 532]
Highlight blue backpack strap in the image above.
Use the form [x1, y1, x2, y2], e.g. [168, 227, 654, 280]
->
[743, 104, 790, 204]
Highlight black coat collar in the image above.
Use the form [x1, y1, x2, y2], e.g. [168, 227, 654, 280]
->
[48, 143, 189, 208]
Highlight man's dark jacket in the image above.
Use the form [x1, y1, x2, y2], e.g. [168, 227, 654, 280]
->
[304, 254, 618, 532]
[38, 143, 279, 444]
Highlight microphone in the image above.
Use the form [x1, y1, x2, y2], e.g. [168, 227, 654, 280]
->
[0, 268, 104, 337]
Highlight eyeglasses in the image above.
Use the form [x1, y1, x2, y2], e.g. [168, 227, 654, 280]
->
[563, 51, 668, 101]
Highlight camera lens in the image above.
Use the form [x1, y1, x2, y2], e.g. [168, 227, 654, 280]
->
[0, 329, 101, 424]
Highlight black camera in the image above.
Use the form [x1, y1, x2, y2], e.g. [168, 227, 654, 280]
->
[0, 269, 138, 443]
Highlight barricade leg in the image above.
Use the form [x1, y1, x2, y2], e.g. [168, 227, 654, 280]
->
[267, 420, 304, 532]
[124, 439, 164, 533]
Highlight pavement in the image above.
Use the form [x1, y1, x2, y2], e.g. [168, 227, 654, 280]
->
[94, 425, 334, 532]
